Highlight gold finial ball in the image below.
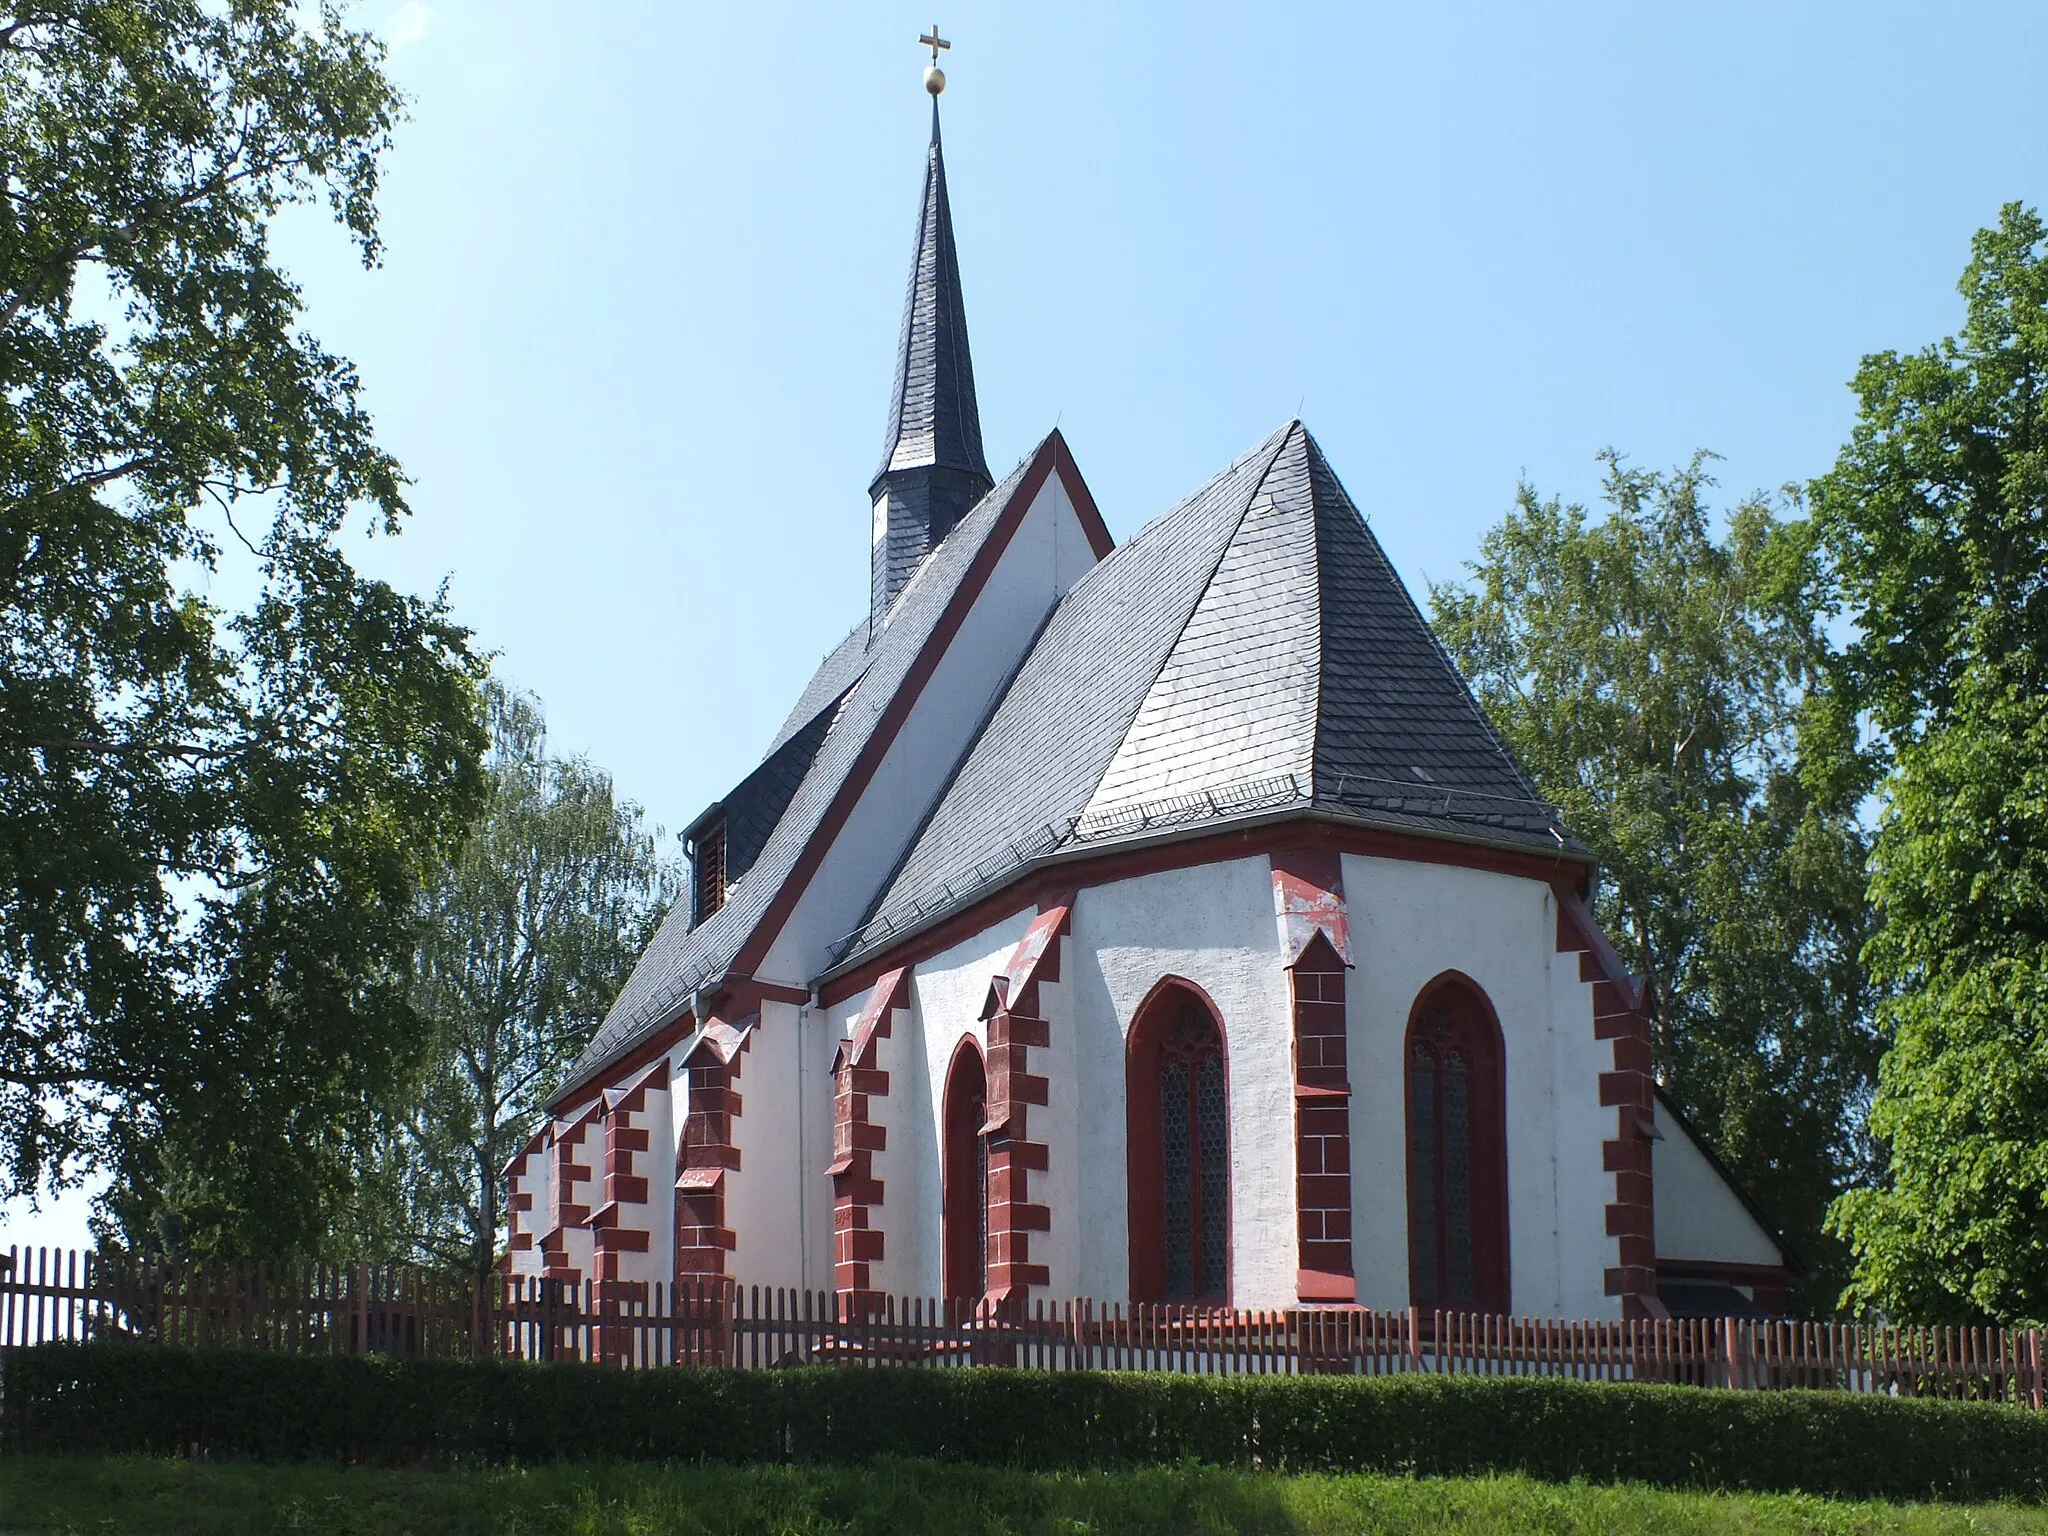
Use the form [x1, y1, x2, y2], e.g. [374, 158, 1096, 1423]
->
[924, 63, 946, 95]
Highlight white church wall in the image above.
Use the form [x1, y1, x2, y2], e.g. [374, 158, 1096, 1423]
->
[725, 999, 807, 1291]
[1652, 1099, 1784, 1268]
[901, 911, 1031, 1297]
[1341, 855, 1616, 1319]
[760, 474, 1097, 985]
[552, 1105, 598, 1288]
[800, 1004, 846, 1293]
[504, 1142, 548, 1285]
[1064, 856, 1295, 1308]
[611, 1078, 673, 1293]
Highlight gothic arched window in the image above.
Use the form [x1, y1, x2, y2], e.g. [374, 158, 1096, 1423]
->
[1126, 982, 1231, 1304]
[942, 1038, 989, 1303]
[1404, 973, 1510, 1313]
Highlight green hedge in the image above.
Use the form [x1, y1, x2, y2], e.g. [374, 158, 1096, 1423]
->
[7, 1340, 2045, 1503]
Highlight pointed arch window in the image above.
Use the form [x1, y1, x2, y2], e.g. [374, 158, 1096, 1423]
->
[1404, 974, 1510, 1313]
[1126, 982, 1231, 1304]
[942, 1039, 989, 1303]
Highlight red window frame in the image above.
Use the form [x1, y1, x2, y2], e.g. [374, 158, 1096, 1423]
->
[1125, 978, 1232, 1305]
[941, 1037, 989, 1303]
[1403, 971, 1510, 1313]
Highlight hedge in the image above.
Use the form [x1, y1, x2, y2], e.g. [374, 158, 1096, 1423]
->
[6, 1341, 2045, 1504]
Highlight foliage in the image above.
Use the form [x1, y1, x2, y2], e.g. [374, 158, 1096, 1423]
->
[0, 0, 487, 1255]
[388, 683, 680, 1272]
[1428, 457, 1876, 1301]
[6, 1456, 2047, 1536]
[1819, 204, 2048, 1326]
[10, 1342, 2048, 1505]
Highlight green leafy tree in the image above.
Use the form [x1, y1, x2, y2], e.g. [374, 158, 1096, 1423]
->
[390, 683, 679, 1273]
[1430, 456, 1877, 1304]
[1820, 204, 2048, 1325]
[0, 2, 486, 1256]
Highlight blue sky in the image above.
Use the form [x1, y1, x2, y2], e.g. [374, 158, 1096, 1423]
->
[7, 0, 2046, 1251]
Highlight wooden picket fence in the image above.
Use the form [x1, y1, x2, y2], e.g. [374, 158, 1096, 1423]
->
[3, 1245, 2042, 1407]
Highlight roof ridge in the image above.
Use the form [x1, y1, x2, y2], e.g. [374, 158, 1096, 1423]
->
[1298, 429, 1539, 799]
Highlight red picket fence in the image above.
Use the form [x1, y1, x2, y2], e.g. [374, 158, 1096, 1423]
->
[3, 1245, 2042, 1407]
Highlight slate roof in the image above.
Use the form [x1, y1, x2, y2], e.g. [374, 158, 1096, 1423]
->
[873, 101, 990, 492]
[719, 698, 842, 891]
[834, 422, 1580, 969]
[556, 445, 1050, 1101]
[764, 625, 871, 759]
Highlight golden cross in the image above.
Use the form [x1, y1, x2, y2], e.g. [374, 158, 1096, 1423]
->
[919, 25, 950, 63]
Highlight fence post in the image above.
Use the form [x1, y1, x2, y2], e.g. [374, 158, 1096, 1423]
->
[1723, 1315, 1745, 1391]
[2030, 1328, 2043, 1412]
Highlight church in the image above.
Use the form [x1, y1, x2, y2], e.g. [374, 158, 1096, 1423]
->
[505, 58, 1795, 1324]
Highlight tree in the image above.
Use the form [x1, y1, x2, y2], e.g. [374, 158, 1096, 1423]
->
[0, 3, 486, 1254]
[1429, 455, 1878, 1305]
[1819, 204, 2048, 1326]
[389, 684, 679, 1273]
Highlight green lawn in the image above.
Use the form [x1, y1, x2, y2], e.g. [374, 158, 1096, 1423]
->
[2, 1457, 2045, 1536]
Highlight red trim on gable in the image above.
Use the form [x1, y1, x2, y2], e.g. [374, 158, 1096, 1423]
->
[728, 438, 1072, 985]
[1047, 430, 1116, 560]
[824, 821, 1590, 1008]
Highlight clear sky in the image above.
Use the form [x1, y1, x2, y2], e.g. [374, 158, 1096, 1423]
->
[7, 0, 2047, 1252]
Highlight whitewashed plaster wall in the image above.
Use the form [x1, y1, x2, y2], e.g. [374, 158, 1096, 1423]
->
[1065, 855, 1296, 1307]
[1340, 854, 1615, 1319]
[1652, 1100, 1783, 1268]
[724, 999, 807, 1290]
[609, 1079, 673, 1291]
[798, 1004, 844, 1292]
[894, 910, 1031, 1298]
[504, 1144, 548, 1284]
[762, 475, 1100, 984]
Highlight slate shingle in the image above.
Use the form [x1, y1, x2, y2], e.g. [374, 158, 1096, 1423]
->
[560, 447, 1049, 1098]
[839, 423, 1577, 970]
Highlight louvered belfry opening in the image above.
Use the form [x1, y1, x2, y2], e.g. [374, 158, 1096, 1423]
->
[1404, 973, 1510, 1313]
[1126, 982, 1232, 1304]
[691, 821, 726, 927]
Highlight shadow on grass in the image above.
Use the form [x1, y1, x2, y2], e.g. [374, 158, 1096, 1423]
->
[3, 1456, 2046, 1536]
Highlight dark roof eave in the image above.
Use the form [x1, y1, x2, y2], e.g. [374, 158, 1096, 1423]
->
[817, 803, 1594, 988]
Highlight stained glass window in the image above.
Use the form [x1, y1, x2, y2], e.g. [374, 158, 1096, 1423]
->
[943, 1047, 989, 1303]
[1154, 1001, 1228, 1302]
[1443, 1053, 1473, 1303]
[1405, 983, 1505, 1312]
[1161, 1058, 1193, 1297]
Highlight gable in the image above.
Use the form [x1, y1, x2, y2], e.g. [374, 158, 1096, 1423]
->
[835, 421, 1580, 975]
[555, 433, 1108, 1104]
[1652, 1093, 1792, 1270]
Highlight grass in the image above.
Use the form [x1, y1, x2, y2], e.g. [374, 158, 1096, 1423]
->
[2, 1457, 2046, 1536]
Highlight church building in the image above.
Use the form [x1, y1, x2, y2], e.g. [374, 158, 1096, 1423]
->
[506, 62, 1796, 1323]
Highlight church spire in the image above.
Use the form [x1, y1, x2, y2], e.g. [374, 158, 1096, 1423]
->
[870, 40, 993, 624]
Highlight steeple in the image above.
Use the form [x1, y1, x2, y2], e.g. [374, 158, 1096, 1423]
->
[870, 87, 993, 624]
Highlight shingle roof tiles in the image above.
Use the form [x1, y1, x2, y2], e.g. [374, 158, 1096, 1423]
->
[874, 104, 989, 489]
[854, 426, 1296, 944]
[844, 423, 1577, 969]
[558, 445, 1048, 1099]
